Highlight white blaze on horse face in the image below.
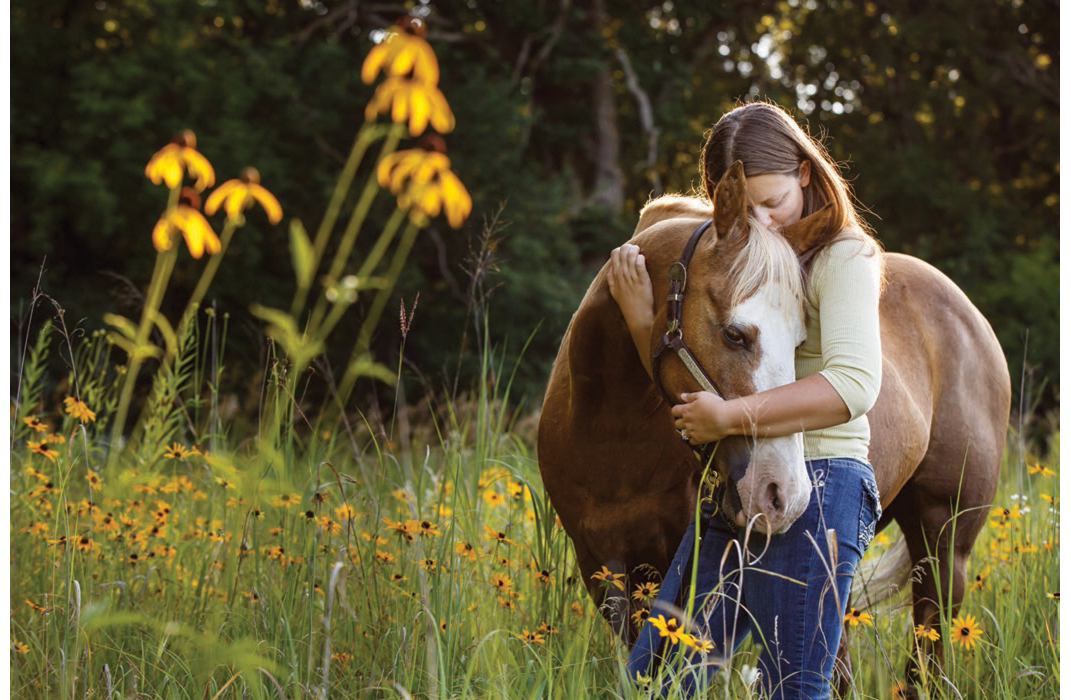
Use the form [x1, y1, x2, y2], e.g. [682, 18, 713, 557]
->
[727, 293, 810, 533]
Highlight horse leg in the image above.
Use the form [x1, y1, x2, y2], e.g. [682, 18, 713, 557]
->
[897, 489, 989, 696]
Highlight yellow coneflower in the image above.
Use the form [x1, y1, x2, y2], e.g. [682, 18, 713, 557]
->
[152, 200, 221, 259]
[376, 139, 471, 229]
[63, 396, 97, 423]
[204, 167, 282, 225]
[365, 77, 455, 137]
[950, 613, 984, 649]
[145, 130, 215, 191]
[844, 608, 874, 627]
[361, 16, 439, 86]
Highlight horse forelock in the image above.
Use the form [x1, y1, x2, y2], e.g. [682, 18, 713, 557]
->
[726, 218, 805, 317]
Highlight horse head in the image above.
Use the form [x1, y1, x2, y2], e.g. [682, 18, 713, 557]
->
[648, 161, 834, 534]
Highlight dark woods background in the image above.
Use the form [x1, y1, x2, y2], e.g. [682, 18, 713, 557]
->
[11, 0, 1059, 441]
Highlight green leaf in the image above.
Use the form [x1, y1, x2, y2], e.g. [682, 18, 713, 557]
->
[289, 218, 315, 291]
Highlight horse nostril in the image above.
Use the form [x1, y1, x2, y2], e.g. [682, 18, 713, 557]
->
[766, 482, 783, 515]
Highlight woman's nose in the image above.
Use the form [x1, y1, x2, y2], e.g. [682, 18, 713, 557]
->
[754, 207, 774, 228]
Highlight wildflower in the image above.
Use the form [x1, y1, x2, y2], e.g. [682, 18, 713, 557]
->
[27, 440, 59, 463]
[25, 466, 49, 482]
[890, 681, 908, 699]
[152, 193, 221, 259]
[63, 396, 97, 423]
[408, 519, 441, 537]
[483, 525, 515, 546]
[86, 470, 102, 491]
[490, 573, 513, 592]
[455, 541, 477, 562]
[145, 130, 215, 191]
[632, 581, 660, 603]
[1040, 493, 1058, 505]
[1048, 591, 1059, 600]
[631, 608, 650, 626]
[950, 613, 983, 649]
[318, 517, 342, 536]
[265, 545, 286, 561]
[516, 629, 545, 644]
[844, 608, 873, 627]
[440, 621, 448, 633]
[1028, 462, 1057, 477]
[23, 416, 48, 432]
[684, 636, 714, 654]
[1014, 542, 1038, 554]
[11, 639, 29, 654]
[76, 535, 95, 553]
[376, 138, 471, 228]
[204, 167, 282, 225]
[334, 503, 357, 521]
[44, 432, 66, 444]
[419, 558, 438, 573]
[533, 569, 553, 585]
[272, 493, 300, 509]
[914, 624, 940, 641]
[332, 651, 352, 666]
[970, 570, 988, 591]
[215, 477, 235, 490]
[538, 622, 559, 636]
[495, 555, 513, 568]
[482, 489, 506, 508]
[591, 565, 626, 592]
[303, 510, 317, 522]
[163, 443, 189, 459]
[570, 602, 585, 617]
[375, 550, 395, 564]
[649, 615, 686, 645]
[361, 16, 439, 85]
[390, 573, 406, 583]
[498, 597, 517, 611]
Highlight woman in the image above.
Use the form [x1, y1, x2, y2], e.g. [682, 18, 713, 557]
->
[608, 101, 884, 698]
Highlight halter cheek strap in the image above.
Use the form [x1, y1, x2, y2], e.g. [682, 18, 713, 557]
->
[650, 219, 726, 407]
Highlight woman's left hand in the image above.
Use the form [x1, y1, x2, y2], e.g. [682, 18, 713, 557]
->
[671, 391, 732, 444]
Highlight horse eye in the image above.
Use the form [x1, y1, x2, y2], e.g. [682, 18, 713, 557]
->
[722, 326, 747, 348]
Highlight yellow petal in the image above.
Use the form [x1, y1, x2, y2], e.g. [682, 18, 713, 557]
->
[224, 189, 248, 223]
[391, 83, 411, 125]
[204, 180, 239, 216]
[152, 218, 175, 252]
[182, 148, 216, 191]
[429, 88, 456, 134]
[407, 88, 431, 136]
[361, 42, 389, 84]
[391, 41, 417, 77]
[251, 184, 283, 224]
[413, 42, 440, 85]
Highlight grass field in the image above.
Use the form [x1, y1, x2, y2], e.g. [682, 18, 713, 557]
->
[8, 311, 1060, 698]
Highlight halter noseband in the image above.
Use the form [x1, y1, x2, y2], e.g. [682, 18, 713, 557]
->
[651, 219, 726, 408]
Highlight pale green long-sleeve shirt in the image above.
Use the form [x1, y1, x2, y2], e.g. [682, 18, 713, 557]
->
[796, 235, 884, 462]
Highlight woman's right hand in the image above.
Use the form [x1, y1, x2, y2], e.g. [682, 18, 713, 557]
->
[608, 244, 656, 377]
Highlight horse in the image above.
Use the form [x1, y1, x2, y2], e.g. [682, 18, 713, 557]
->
[536, 161, 1011, 692]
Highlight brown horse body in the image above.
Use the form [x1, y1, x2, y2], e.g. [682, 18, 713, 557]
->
[537, 190, 1011, 684]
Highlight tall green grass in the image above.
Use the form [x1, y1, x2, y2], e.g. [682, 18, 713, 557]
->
[8, 303, 1060, 698]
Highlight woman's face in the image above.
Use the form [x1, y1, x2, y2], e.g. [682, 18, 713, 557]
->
[745, 160, 811, 232]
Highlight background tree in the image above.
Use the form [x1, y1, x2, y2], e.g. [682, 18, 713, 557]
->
[11, 0, 1059, 438]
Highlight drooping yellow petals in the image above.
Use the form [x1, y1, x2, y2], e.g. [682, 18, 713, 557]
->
[365, 78, 455, 136]
[205, 168, 283, 224]
[152, 205, 221, 259]
[144, 130, 216, 192]
[361, 18, 439, 86]
[377, 147, 471, 229]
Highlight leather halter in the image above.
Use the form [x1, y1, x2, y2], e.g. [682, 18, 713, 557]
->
[650, 219, 727, 408]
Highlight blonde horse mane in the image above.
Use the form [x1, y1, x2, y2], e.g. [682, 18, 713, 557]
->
[726, 217, 805, 314]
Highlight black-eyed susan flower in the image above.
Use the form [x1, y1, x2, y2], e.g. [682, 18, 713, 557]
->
[649, 615, 686, 645]
[63, 396, 96, 423]
[950, 613, 983, 649]
[844, 608, 873, 627]
[361, 16, 439, 86]
[631, 608, 650, 626]
[570, 602, 585, 618]
[490, 573, 512, 592]
[483, 525, 515, 546]
[272, 493, 300, 509]
[890, 681, 908, 699]
[407, 519, 440, 537]
[145, 130, 215, 192]
[914, 624, 940, 642]
[632, 581, 660, 603]
[376, 139, 471, 228]
[27, 440, 59, 463]
[86, 470, 102, 491]
[163, 443, 189, 459]
[390, 573, 406, 583]
[1048, 591, 1059, 600]
[23, 416, 48, 432]
[152, 198, 221, 259]
[516, 629, 545, 644]
[11, 639, 29, 654]
[455, 541, 477, 562]
[482, 489, 506, 508]
[533, 569, 554, 586]
[365, 77, 455, 137]
[684, 635, 714, 654]
[591, 565, 626, 592]
[419, 558, 438, 573]
[204, 167, 282, 225]
[318, 517, 342, 536]
[334, 503, 357, 521]
[76, 535, 95, 553]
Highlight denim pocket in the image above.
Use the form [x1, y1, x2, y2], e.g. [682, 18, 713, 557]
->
[858, 475, 882, 551]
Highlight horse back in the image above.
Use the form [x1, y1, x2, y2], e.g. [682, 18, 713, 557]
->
[868, 253, 1011, 508]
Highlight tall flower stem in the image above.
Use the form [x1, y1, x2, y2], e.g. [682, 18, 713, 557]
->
[307, 125, 404, 332]
[107, 187, 183, 467]
[186, 219, 238, 317]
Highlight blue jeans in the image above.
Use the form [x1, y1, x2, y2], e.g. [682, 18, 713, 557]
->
[626, 458, 882, 699]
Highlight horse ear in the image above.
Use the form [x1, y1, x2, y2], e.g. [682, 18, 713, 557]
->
[781, 202, 835, 255]
[711, 160, 749, 243]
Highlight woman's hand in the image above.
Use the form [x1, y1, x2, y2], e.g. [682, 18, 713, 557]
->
[671, 391, 732, 444]
[608, 243, 655, 377]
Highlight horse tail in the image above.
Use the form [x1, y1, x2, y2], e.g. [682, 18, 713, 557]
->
[850, 534, 912, 611]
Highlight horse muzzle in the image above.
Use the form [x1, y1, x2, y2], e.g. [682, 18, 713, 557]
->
[718, 434, 810, 534]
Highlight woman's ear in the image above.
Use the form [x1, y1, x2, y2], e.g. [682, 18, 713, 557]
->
[798, 159, 812, 188]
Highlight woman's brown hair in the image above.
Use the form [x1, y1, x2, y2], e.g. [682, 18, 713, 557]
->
[699, 101, 878, 255]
